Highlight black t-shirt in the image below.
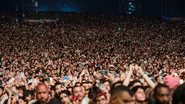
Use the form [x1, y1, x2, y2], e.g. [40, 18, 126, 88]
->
[33, 99, 61, 104]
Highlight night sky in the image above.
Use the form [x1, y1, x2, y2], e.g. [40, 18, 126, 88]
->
[0, 0, 185, 16]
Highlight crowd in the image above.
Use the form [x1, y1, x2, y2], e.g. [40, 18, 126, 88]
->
[0, 13, 185, 104]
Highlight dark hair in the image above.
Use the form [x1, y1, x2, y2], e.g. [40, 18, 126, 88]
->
[172, 83, 185, 104]
[154, 83, 169, 96]
[88, 85, 102, 100]
[50, 86, 55, 91]
[111, 85, 133, 96]
[81, 81, 89, 86]
[101, 79, 111, 86]
[0, 86, 4, 91]
[131, 86, 145, 94]
[17, 86, 26, 92]
[60, 90, 71, 96]
[24, 90, 33, 97]
[23, 90, 34, 100]
[111, 81, 123, 89]
[54, 82, 62, 89]
[128, 80, 142, 88]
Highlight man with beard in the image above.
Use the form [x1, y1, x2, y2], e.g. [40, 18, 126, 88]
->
[34, 83, 61, 104]
[153, 83, 170, 104]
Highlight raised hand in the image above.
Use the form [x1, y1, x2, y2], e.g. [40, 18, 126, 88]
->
[137, 66, 144, 76]
[128, 64, 135, 72]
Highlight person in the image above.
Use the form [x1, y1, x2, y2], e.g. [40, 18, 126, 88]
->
[71, 85, 85, 104]
[94, 91, 108, 104]
[54, 82, 64, 99]
[172, 83, 185, 104]
[153, 83, 170, 104]
[102, 80, 111, 93]
[88, 85, 108, 104]
[109, 85, 133, 104]
[23, 90, 34, 103]
[33, 83, 61, 104]
[131, 86, 147, 104]
[59, 90, 72, 104]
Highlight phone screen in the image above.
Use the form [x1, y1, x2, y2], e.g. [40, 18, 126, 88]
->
[63, 76, 69, 81]
[99, 70, 108, 75]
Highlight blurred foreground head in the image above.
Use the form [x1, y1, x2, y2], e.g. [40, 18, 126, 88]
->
[109, 85, 133, 104]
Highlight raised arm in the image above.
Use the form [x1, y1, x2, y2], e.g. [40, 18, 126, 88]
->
[137, 66, 156, 88]
[123, 64, 134, 86]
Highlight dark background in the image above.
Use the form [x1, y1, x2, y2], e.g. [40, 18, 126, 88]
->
[0, 0, 185, 17]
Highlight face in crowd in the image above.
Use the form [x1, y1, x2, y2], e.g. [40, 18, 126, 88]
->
[154, 84, 170, 104]
[35, 83, 50, 104]
[72, 86, 85, 102]
[131, 86, 146, 103]
[59, 90, 71, 104]
[95, 94, 108, 104]
[110, 85, 133, 104]
[55, 82, 64, 97]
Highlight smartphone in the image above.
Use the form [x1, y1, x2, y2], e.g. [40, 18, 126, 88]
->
[99, 70, 108, 75]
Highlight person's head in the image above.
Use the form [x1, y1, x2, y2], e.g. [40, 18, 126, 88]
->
[146, 67, 152, 74]
[11, 86, 17, 94]
[24, 90, 33, 102]
[54, 82, 63, 96]
[131, 86, 146, 103]
[110, 85, 133, 104]
[72, 85, 84, 102]
[154, 83, 170, 104]
[17, 86, 25, 97]
[50, 86, 55, 99]
[35, 83, 50, 104]
[155, 76, 164, 84]
[128, 80, 142, 89]
[95, 93, 108, 104]
[112, 81, 123, 89]
[102, 80, 111, 92]
[81, 82, 91, 96]
[67, 87, 72, 94]
[88, 85, 108, 104]
[172, 83, 185, 104]
[59, 90, 71, 104]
